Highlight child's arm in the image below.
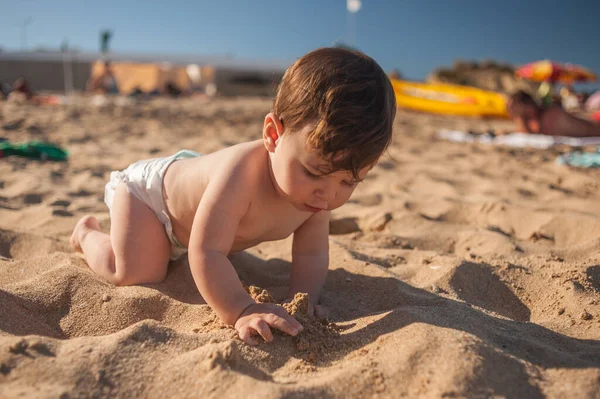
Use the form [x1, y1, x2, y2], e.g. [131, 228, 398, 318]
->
[289, 210, 330, 310]
[188, 168, 302, 343]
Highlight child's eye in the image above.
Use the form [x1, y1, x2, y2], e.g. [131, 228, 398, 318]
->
[342, 180, 359, 187]
[303, 168, 321, 180]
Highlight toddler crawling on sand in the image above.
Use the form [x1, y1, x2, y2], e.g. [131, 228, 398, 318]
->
[70, 47, 396, 345]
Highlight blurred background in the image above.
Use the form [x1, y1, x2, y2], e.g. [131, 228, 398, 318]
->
[1, 0, 599, 100]
[2, 3, 600, 398]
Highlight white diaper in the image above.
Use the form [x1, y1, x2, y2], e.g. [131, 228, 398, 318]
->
[104, 150, 201, 260]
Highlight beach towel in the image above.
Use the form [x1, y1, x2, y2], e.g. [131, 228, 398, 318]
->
[0, 141, 68, 161]
[438, 130, 600, 149]
[556, 148, 600, 168]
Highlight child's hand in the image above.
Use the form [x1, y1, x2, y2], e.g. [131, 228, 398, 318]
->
[234, 303, 303, 345]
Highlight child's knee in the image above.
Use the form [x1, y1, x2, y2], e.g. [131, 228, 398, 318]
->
[109, 273, 136, 286]
[110, 260, 167, 286]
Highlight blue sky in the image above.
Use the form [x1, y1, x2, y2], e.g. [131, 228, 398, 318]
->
[2, 0, 599, 90]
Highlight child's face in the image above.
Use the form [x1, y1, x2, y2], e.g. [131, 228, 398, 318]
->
[266, 121, 371, 213]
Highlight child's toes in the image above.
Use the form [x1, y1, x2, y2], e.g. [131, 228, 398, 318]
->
[70, 215, 100, 252]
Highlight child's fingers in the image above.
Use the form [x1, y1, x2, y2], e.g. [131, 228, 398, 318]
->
[238, 326, 258, 345]
[266, 313, 303, 336]
[251, 319, 273, 343]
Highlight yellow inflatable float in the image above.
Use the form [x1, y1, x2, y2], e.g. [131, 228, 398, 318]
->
[391, 79, 509, 118]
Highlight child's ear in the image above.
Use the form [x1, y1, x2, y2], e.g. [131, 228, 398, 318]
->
[263, 113, 284, 153]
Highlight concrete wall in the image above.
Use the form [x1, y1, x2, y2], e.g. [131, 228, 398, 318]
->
[214, 68, 283, 97]
[0, 59, 92, 92]
[0, 56, 284, 96]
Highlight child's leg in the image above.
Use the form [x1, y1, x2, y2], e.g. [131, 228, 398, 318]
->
[70, 183, 171, 286]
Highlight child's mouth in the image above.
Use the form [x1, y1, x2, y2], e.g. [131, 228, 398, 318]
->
[304, 204, 325, 213]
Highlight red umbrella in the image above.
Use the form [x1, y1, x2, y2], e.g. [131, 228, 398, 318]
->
[516, 60, 597, 84]
[563, 64, 597, 84]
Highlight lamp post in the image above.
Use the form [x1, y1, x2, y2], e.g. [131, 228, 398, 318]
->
[346, 0, 361, 46]
[61, 39, 74, 95]
[21, 17, 33, 50]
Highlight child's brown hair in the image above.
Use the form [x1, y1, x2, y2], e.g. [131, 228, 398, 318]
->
[273, 47, 396, 180]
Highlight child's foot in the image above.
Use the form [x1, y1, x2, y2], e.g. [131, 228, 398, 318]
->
[70, 215, 101, 253]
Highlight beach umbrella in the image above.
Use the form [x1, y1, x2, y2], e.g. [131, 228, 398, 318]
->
[563, 64, 597, 84]
[516, 60, 597, 84]
[346, 0, 361, 46]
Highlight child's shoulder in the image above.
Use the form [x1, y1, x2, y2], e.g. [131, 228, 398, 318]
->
[211, 139, 264, 171]
[204, 140, 266, 188]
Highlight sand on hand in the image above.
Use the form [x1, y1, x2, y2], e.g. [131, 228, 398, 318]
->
[244, 286, 343, 363]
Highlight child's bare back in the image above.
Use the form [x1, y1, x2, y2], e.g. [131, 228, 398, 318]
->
[71, 47, 397, 345]
[163, 140, 314, 252]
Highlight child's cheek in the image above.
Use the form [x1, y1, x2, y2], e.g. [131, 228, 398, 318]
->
[341, 187, 357, 204]
[284, 166, 303, 197]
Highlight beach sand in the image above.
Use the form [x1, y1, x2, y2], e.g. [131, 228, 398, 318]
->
[0, 97, 599, 398]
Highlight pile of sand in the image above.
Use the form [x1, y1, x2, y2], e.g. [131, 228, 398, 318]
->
[0, 96, 599, 398]
[244, 287, 343, 364]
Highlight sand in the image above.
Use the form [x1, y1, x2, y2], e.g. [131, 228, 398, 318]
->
[0, 96, 599, 398]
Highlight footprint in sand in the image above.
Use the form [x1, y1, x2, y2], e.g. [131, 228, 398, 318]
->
[67, 133, 93, 144]
[348, 193, 383, 207]
[0, 193, 46, 210]
[354, 233, 414, 250]
[377, 160, 397, 170]
[2, 118, 25, 131]
[361, 212, 393, 232]
[517, 188, 535, 198]
[329, 217, 360, 235]
[0, 230, 68, 259]
[329, 212, 393, 235]
[23, 193, 44, 205]
[52, 209, 74, 217]
[68, 189, 93, 198]
[26, 124, 43, 135]
[89, 165, 112, 179]
[50, 199, 71, 208]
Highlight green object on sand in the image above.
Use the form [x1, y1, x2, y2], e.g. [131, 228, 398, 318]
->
[0, 141, 68, 161]
[556, 147, 600, 168]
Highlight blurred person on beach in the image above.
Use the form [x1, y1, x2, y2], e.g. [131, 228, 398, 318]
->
[560, 86, 580, 110]
[8, 77, 33, 102]
[537, 81, 554, 107]
[0, 80, 11, 99]
[507, 90, 600, 137]
[164, 81, 183, 97]
[87, 61, 120, 94]
[70, 47, 396, 345]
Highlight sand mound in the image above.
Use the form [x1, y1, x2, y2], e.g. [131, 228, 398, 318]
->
[0, 98, 599, 398]
[242, 286, 343, 363]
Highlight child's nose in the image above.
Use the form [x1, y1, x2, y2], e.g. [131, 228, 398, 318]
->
[314, 185, 336, 202]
